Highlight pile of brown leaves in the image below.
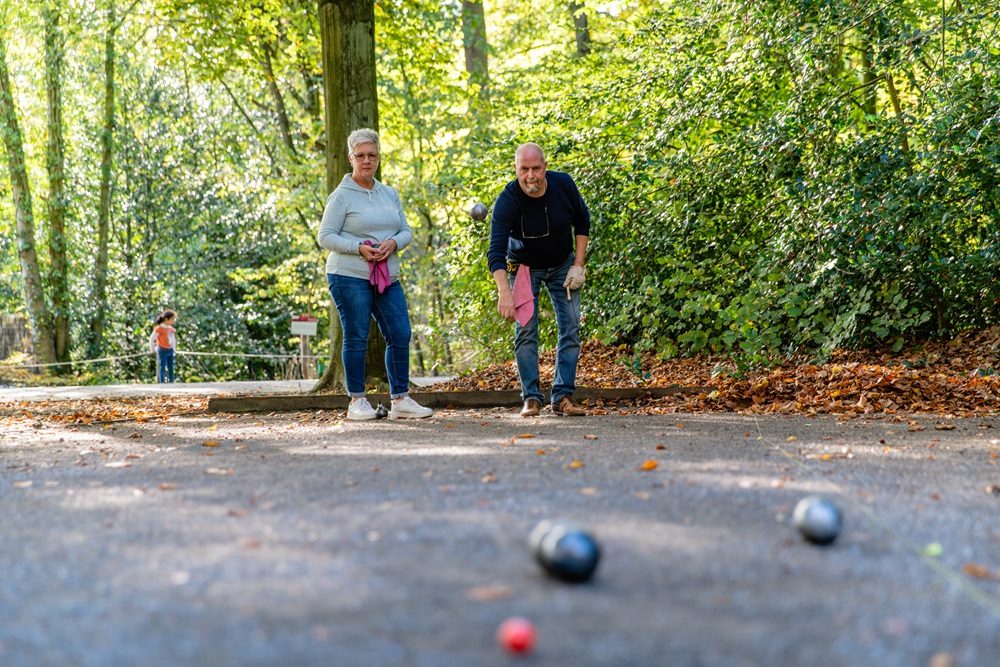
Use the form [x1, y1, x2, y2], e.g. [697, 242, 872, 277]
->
[437, 328, 1000, 417]
[0, 396, 208, 426]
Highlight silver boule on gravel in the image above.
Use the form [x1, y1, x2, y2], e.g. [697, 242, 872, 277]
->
[469, 202, 488, 220]
[793, 495, 843, 545]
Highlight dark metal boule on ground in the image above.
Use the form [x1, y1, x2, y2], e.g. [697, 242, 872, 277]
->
[529, 519, 601, 583]
[793, 495, 843, 545]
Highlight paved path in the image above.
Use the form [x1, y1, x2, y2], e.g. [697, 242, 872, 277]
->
[2, 409, 999, 666]
[0, 377, 453, 402]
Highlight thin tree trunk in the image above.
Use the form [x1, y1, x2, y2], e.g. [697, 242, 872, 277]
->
[89, 0, 116, 357]
[261, 41, 297, 156]
[884, 71, 912, 176]
[462, 0, 490, 118]
[0, 33, 56, 364]
[315, 0, 382, 394]
[569, 1, 591, 57]
[44, 3, 71, 363]
[860, 20, 877, 117]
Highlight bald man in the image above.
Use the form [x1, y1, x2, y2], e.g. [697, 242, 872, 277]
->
[487, 143, 591, 417]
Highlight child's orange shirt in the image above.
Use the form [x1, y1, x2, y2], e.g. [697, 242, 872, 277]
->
[154, 324, 175, 349]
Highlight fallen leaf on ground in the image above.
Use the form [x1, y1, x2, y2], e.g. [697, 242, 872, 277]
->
[962, 563, 999, 580]
[203, 440, 221, 447]
[567, 460, 585, 469]
[466, 585, 513, 601]
[927, 652, 956, 667]
[583, 434, 599, 440]
[481, 473, 497, 484]
[205, 467, 234, 476]
[639, 460, 658, 471]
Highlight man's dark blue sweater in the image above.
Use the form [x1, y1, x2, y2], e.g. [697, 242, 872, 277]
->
[487, 171, 591, 273]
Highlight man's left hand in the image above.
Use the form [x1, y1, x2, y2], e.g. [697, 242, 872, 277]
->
[564, 265, 586, 291]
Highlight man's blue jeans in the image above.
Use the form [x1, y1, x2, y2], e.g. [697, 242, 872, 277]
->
[157, 348, 175, 383]
[510, 255, 581, 406]
[327, 274, 412, 398]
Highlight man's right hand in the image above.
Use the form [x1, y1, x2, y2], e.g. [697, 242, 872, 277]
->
[497, 291, 516, 321]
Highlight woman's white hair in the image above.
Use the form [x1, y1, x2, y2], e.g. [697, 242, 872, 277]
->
[347, 128, 380, 155]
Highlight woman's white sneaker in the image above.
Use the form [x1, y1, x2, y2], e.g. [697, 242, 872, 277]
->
[347, 397, 378, 421]
[389, 396, 433, 419]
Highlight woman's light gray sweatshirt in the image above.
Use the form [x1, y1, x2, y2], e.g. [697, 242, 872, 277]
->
[317, 175, 413, 280]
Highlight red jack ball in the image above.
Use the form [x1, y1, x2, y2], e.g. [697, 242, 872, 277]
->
[497, 617, 536, 655]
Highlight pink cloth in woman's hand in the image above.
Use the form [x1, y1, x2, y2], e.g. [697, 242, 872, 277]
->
[363, 241, 391, 293]
[513, 264, 534, 327]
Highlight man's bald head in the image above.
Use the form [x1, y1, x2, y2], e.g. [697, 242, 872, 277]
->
[515, 143, 545, 163]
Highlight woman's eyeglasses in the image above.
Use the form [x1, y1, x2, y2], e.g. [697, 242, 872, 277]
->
[520, 207, 550, 239]
[352, 152, 380, 162]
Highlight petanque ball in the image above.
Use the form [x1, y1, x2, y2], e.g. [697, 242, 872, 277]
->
[529, 520, 601, 583]
[469, 202, 489, 221]
[793, 495, 843, 545]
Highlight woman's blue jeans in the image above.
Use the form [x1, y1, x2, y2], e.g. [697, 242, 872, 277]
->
[510, 255, 581, 406]
[157, 348, 175, 383]
[327, 274, 412, 398]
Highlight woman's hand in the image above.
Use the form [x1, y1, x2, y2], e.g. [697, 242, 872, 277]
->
[371, 239, 397, 262]
[359, 243, 380, 261]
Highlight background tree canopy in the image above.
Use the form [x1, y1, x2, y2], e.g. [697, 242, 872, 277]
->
[0, 0, 997, 383]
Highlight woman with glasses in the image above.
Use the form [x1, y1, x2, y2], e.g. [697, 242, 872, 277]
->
[318, 128, 433, 421]
[487, 143, 591, 418]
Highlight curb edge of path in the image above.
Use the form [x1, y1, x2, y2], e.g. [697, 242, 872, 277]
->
[207, 386, 706, 413]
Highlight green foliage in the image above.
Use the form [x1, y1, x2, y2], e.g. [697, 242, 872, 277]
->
[1, 0, 997, 382]
[478, 0, 1000, 365]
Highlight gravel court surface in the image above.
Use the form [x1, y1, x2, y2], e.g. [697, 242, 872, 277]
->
[2, 409, 999, 666]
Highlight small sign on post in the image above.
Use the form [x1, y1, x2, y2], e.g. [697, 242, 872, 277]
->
[291, 314, 318, 378]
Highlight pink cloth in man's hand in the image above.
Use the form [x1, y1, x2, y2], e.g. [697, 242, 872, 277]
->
[363, 241, 391, 293]
[513, 264, 534, 327]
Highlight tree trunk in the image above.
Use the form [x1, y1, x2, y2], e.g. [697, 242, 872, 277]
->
[89, 0, 116, 357]
[462, 0, 490, 124]
[569, 1, 592, 57]
[884, 71, 912, 176]
[0, 33, 56, 365]
[44, 3, 71, 363]
[860, 20, 877, 117]
[314, 0, 383, 394]
[261, 41, 297, 156]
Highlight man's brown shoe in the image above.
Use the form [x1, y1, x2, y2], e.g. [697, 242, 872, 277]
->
[552, 396, 587, 416]
[520, 398, 542, 417]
